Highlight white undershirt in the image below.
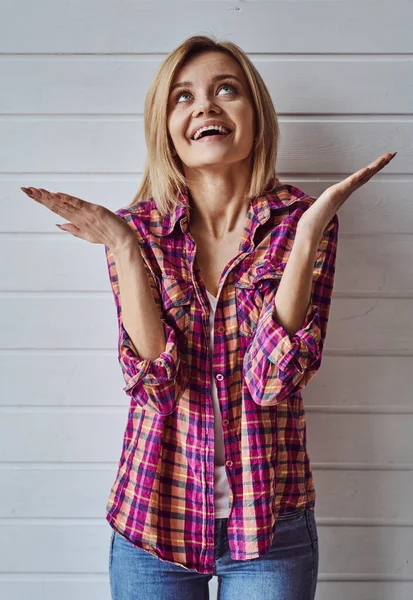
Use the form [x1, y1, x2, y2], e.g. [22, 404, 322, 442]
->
[206, 289, 231, 519]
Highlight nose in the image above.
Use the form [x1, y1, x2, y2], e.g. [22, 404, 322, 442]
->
[192, 97, 220, 117]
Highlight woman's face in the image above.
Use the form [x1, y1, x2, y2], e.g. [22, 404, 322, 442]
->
[167, 51, 256, 175]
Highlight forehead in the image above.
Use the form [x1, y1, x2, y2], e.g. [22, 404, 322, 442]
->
[173, 51, 246, 83]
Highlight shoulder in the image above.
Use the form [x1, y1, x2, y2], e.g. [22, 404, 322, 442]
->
[113, 197, 155, 222]
[275, 182, 339, 230]
[269, 181, 315, 213]
[113, 198, 161, 240]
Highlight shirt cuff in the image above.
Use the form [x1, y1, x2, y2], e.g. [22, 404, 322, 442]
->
[119, 320, 180, 390]
[258, 303, 322, 374]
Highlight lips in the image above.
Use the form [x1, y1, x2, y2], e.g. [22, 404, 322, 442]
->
[192, 131, 233, 142]
[189, 121, 232, 140]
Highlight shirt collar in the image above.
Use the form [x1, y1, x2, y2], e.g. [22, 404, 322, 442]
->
[158, 179, 308, 237]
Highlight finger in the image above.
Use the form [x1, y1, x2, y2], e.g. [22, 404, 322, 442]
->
[56, 222, 84, 237]
[367, 152, 395, 173]
[21, 187, 55, 202]
[22, 187, 93, 214]
[23, 188, 82, 220]
[366, 154, 394, 179]
[53, 191, 87, 211]
[35, 189, 72, 214]
[21, 187, 43, 200]
[23, 187, 82, 209]
[346, 166, 371, 190]
[38, 188, 82, 208]
[350, 153, 396, 189]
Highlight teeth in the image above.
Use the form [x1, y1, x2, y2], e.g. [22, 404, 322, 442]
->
[193, 124, 230, 140]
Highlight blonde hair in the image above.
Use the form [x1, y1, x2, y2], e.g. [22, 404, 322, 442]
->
[126, 34, 281, 215]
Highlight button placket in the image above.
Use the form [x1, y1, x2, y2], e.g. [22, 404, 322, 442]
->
[215, 374, 231, 464]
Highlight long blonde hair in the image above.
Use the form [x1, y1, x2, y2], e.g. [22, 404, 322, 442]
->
[126, 34, 281, 215]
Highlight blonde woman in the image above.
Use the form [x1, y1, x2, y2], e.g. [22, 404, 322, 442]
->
[22, 35, 396, 600]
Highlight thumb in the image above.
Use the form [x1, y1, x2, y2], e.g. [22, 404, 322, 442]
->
[56, 223, 80, 235]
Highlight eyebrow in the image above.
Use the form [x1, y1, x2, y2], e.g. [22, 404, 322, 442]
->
[170, 74, 243, 94]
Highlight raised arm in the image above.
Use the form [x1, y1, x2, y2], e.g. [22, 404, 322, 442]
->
[243, 151, 397, 407]
[243, 214, 338, 406]
[105, 237, 189, 415]
[19, 185, 188, 415]
[110, 240, 167, 361]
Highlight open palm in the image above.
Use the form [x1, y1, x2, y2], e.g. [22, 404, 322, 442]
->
[297, 152, 397, 240]
[20, 187, 135, 253]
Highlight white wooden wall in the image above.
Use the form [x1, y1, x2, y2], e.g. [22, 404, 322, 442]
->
[1, 1, 412, 598]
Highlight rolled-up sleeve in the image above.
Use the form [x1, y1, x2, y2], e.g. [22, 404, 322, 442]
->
[105, 244, 189, 415]
[244, 213, 339, 406]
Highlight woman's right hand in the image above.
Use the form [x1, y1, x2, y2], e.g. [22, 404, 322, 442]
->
[21, 187, 136, 253]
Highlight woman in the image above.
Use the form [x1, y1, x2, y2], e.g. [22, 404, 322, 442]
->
[21, 35, 396, 600]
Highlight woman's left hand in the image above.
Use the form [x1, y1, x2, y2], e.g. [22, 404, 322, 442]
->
[297, 152, 398, 241]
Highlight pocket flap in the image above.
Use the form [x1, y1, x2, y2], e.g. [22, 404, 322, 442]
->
[233, 260, 285, 289]
[159, 277, 194, 309]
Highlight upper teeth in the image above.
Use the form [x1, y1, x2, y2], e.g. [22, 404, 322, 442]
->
[192, 124, 231, 140]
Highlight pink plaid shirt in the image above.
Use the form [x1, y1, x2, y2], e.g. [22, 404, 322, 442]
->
[105, 180, 339, 574]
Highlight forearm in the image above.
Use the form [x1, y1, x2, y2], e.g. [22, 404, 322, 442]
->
[273, 229, 319, 338]
[112, 241, 166, 361]
[244, 217, 338, 407]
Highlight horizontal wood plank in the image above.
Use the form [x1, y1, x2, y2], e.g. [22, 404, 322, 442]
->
[0, 1, 412, 53]
[0, 411, 411, 465]
[2, 234, 413, 295]
[1, 57, 412, 115]
[0, 120, 409, 174]
[1, 467, 411, 521]
[1, 521, 412, 576]
[1, 297, 412, 352]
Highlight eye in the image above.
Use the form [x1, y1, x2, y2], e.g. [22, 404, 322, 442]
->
[173, 90, 191, 104]
[219, 84, 237, 95]
[173, 83, 237, 104]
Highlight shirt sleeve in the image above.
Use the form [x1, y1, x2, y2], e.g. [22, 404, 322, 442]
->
[105, 243, 189, 415]
[243, 213, 339, 407]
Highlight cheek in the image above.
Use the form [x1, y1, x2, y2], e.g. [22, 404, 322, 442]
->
[234, 107, 255, 138]
[241, 103, 256, 133]
[168, 118, 184, 144]
[166, 111, 178, 136]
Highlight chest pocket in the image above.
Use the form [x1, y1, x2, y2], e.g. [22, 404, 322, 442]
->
[155, 275, 194, 352]
[233, 260, 285, 337]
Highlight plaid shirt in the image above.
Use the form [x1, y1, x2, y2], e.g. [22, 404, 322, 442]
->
[105, 180, 339, 574]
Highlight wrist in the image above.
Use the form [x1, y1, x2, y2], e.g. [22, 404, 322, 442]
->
[111, 235, 139, 257]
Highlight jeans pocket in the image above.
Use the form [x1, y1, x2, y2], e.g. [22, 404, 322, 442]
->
[305, 509, 319, 544]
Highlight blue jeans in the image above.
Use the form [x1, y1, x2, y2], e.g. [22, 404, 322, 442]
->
[109, 508, 319, 599]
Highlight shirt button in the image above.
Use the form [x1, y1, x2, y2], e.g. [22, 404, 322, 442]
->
[217, 326, 224, 333]
[223, 419, 229, 426]
[225, 460, 233, 467]
[216, 373, 224, 381]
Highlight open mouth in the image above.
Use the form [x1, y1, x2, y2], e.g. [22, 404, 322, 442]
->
[192, 130, 233, 142]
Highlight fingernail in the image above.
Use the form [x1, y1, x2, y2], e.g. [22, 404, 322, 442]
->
[56, 224, 63, 229]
